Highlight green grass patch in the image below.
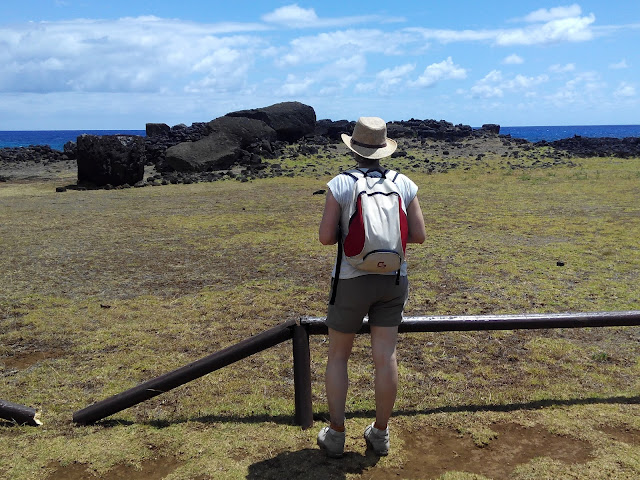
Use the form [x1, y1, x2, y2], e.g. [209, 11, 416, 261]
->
[1, 155, 639, 479]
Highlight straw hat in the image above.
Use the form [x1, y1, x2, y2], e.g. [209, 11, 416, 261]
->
[341, 116, 397, 159]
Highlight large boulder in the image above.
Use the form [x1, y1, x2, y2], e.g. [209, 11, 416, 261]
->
[481, 124, 501, 134]
[164, 116, 277, 172]
[314, 119, 353, 141]
[225, 101, 316, 142]
[146, 123, 171, 137]
[76, 135, 145, 186]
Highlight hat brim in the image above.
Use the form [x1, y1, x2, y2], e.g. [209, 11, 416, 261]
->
[341, 133, 397, 160]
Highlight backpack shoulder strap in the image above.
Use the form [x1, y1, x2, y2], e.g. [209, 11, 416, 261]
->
[387, 170, 400, 183]
[341, 170, 360, 182]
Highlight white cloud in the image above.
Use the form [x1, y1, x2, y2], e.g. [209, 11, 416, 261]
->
[407, 10, 596, 46]
[261, 4, 319, 27]
[377, 63, 415, 83]
[0, 17, 266, 94]
[609, 59, 629, 69]
[502, 54, 524, 65]
[521, 4, 583, 23]
[471, 84, 504, 99]
[565, 71, 602, 91]
[495, 15, 596, 46]
[261, 3, 394, 29]
[404, 27, 498, 44]
[545, 71, 605, 105]
[470, 69, 549, 99]
[505, 74, 549, 89]
[277, 29, 414, 66]
[356, 63, 415, 94]
[614, 81, 636, 97]
[410, 57, 466, 88]
[277, 74, 315, 96]
[549, 63, 576, 73]
[354, 82, 376, 93]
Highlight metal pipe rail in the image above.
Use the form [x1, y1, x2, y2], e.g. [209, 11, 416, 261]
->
[0, 399, 42, 426]
[72, 311, 640, 429]
[302, 310, 640, 334]
[291, 311, 640, 428]
[73, 319, 297, 425]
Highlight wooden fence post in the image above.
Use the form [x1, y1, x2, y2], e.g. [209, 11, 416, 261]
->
[292, 322, 313, 429]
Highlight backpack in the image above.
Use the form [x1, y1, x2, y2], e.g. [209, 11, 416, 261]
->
[330, 168, 408, 305]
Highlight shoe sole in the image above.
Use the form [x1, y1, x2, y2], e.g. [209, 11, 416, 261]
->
[365, 437, 389, 456]
[317, 441, 344, 458]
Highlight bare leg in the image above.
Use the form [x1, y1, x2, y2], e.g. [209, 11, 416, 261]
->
[325, 328, 356, 429]
[370, 325, 398, 429]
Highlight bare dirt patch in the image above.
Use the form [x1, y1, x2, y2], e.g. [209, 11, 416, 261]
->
[364, 423, 593, 480]
[2, 350, 65, 371]
[46, 457, 183, 480]
[244, 423, 595, 480]
[598, 425, 640, 445]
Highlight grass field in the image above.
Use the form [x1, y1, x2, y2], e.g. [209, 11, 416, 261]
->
[1, 152, 639, 479]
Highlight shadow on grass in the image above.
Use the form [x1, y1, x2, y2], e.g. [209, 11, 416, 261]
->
[98, 394, 640, 428]
[246, 449, 380, 480]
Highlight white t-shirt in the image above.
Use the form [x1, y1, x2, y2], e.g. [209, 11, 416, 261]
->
[327, 168, 419, 279]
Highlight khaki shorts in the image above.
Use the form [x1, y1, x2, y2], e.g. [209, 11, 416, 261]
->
[326, 274, 409, 333]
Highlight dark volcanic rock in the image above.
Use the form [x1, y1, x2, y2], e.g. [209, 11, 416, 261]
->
[314, 119, 354, 141]
[63, 141, 77, 159]
[164, 116, 277, 172]
[0, 145, 67, 164]
[146, 123, 171, 137]
[76, 134, 145, 186]
[482, 124, 501, 134]
[144, 122, 209, 167]
[226, 101, 316, 142]
[539, 135, 640, 158]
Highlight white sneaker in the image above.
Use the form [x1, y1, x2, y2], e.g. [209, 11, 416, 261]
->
[364, 423, 390, 456]
[317, 426, 345, 458]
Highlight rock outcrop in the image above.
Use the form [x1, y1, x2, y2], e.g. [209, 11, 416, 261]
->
[144, 122, 210, 167]
[537, 135, 640, 158]
[163, 116, 278, 172]
[145, 123, 171, 137]
[314, 119, 353, 141]
[0, 145, 68, 163]
[482, 124, 501, 134]
[225, 101, 316, 142]
[76, 134, 145, 186]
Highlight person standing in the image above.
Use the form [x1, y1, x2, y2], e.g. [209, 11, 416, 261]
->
[317, 117, 426, 458]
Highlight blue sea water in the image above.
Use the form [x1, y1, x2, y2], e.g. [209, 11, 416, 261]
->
[1, 125, 639, 150]
[0, 130, 146, 151]
[497, 125, 640, 143]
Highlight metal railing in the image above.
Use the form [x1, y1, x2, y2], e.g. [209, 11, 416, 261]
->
[71, 311, 640, 428]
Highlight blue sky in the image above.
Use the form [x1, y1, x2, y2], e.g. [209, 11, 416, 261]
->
[1, 1, 639, 129]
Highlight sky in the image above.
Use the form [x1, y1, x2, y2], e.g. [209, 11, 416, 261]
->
[1, 1, 639, 129]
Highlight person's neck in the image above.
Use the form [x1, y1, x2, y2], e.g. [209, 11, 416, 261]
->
[356, 160, 381, 170]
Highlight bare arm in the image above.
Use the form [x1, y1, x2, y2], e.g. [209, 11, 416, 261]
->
[406, 196, 426, 244]
[319, 190, 341, 245]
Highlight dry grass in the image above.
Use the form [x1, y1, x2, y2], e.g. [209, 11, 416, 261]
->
[1, 153, 639, 479]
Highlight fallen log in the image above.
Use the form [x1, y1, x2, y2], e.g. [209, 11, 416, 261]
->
[0, 399, 42, 426]
[73, 319, 296, 425]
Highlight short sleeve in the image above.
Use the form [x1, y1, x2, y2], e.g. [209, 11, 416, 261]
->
[395, 173, 418, 206]
[327, 174, 355, 209]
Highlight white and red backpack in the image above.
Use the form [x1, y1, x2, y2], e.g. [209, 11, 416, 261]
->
[330, 168, 408, 304]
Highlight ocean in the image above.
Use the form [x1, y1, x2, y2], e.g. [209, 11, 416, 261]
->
[498, 125, 640, 143]
[1, 125, 639, 151]
[0, 130, 146, 151]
